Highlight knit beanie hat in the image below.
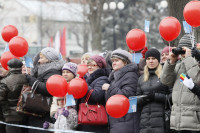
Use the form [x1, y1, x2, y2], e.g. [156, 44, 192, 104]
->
[145, 48, 160, 62]
[41, 47, 59, 61]
[90, 55, 107, 68]
[178, 34, 197, 49]
[62, 62, 77, 76]
[7, 58, 23, 68]
[111, 49, 132, 64]
[162, 46, 172, 54]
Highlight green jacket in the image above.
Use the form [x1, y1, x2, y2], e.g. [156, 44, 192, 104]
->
[160, 56, 200, 131]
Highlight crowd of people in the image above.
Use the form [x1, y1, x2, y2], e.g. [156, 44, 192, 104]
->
[0, 33, 200, 133]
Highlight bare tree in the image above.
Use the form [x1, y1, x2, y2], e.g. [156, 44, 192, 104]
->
[168, 0, 200, 46]
[88, 0, 105, 51]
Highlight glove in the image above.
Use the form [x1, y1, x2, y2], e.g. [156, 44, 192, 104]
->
[191, 47, 200, 62]
[43, 121, 49, 129]
[180, 73, 194, 90]
[141, 46, 148, 58]
[26, 74, 37, 86]
[62, 109, 69, 117]
[143, 93, 154, 102]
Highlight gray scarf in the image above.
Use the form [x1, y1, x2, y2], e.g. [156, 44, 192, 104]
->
[31, 60, 65, 77]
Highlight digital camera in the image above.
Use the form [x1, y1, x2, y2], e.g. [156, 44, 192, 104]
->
[172, 47, 185, 55]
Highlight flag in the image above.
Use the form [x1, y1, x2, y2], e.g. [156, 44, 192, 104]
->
[66, 94, 76, 106]
[54, 31, 60, 53]
[128, 96, 137, 113]
[24, 56, 33, 68]
[132, 53, 142, 64]
[4, 44, 9, 52]
[60, 27, 66, 57]
[144, 20, 150, 32]
[183, 21, 192, 33]
[48, 36, 54, 47]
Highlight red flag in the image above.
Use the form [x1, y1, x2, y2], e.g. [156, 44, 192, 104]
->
[48, 36, 54, 47]
[60, 27, 66, 57]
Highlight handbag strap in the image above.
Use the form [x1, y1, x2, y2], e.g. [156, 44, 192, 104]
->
[31, 80, 40, 94]
[85, 89, 94, 103]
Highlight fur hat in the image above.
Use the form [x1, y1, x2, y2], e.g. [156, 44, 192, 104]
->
[111, 49, 132, 64]
[41, 47, 59, 61]
[90, 55, 107, 68]
[62, 62, 77, 76]
[7, 58, 23, 69]
[145, 48, 160, 62]
[178, 34, 197, 49]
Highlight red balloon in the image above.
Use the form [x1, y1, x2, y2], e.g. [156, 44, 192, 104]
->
[9, 36, 29, 57]
[106, 94, 130, 118]
[183, 1, 200, 27]
[68, 78, 88, 99]
[77, 64, 88, 78]
[159, 17, 181, 42]
[46, 75, 68, 97]
[126, 29, 146, 51]
[0, 51, 19, 70]
[1, 25, 18, 42]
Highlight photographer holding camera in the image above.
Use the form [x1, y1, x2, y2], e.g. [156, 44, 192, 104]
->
[160, 34, 200, 133]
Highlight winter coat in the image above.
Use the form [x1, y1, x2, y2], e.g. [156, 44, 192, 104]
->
[105, 63, 139, 133]
[78, 68, 110, 133]
[137, 69, 171, 133]
[0, 68, 27, 122]
[160, 56, 200, 131]
[48, 107, 78, 133]
[27, 53, 65, 133]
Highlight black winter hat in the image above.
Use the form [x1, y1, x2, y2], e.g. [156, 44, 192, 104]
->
[7, 58, 23, 68]
[145, 48, 160, 62]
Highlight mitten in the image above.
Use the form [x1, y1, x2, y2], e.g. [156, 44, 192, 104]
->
[26, 74, 37, 86]
[191, 47, 200, 62]
[62, 109, 69, 117]
[43, 121, 49, 129]
[180, 73, 194, 90]
[141, 46, 148, 58]
[143, 93, 154, 102]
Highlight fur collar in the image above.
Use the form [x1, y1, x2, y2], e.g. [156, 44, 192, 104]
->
[109, 63, 138, 82]
[85, 68, 111, 84]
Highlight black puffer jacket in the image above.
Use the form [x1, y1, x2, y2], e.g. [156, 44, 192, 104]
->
[137, 69, 171, 133]
[0, 69, 27, 122]
[105, 63, 139, 133]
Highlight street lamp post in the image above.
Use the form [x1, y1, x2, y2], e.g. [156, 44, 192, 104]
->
[104, 2, 124, 50]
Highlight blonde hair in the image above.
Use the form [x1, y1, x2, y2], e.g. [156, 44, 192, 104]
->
[143, 64, 162, 82]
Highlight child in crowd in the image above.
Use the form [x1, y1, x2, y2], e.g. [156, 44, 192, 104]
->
[43, 62, 78, 132]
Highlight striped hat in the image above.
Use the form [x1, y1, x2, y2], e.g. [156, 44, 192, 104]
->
[178, 34, 197, 49]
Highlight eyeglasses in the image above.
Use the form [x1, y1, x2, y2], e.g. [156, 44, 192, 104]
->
[87, 64, 98, 67]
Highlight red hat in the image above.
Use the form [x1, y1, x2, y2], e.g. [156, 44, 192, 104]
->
[162, 46, 172, 54]
[90, 55, 106, 68]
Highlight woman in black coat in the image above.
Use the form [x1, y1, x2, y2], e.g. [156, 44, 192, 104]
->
[137, 48, 171, 133]
[78, 55, 110, 133]
[102, 49, 139, 133]
[25, 47, 65, 133]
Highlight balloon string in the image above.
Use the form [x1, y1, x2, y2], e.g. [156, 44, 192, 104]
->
[168, 41, 171, 53]
[23, 57, 28, 74]
[191, 27, 196, 63]
[133, 52, 135, 63]
[192, 27, 195, 48]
